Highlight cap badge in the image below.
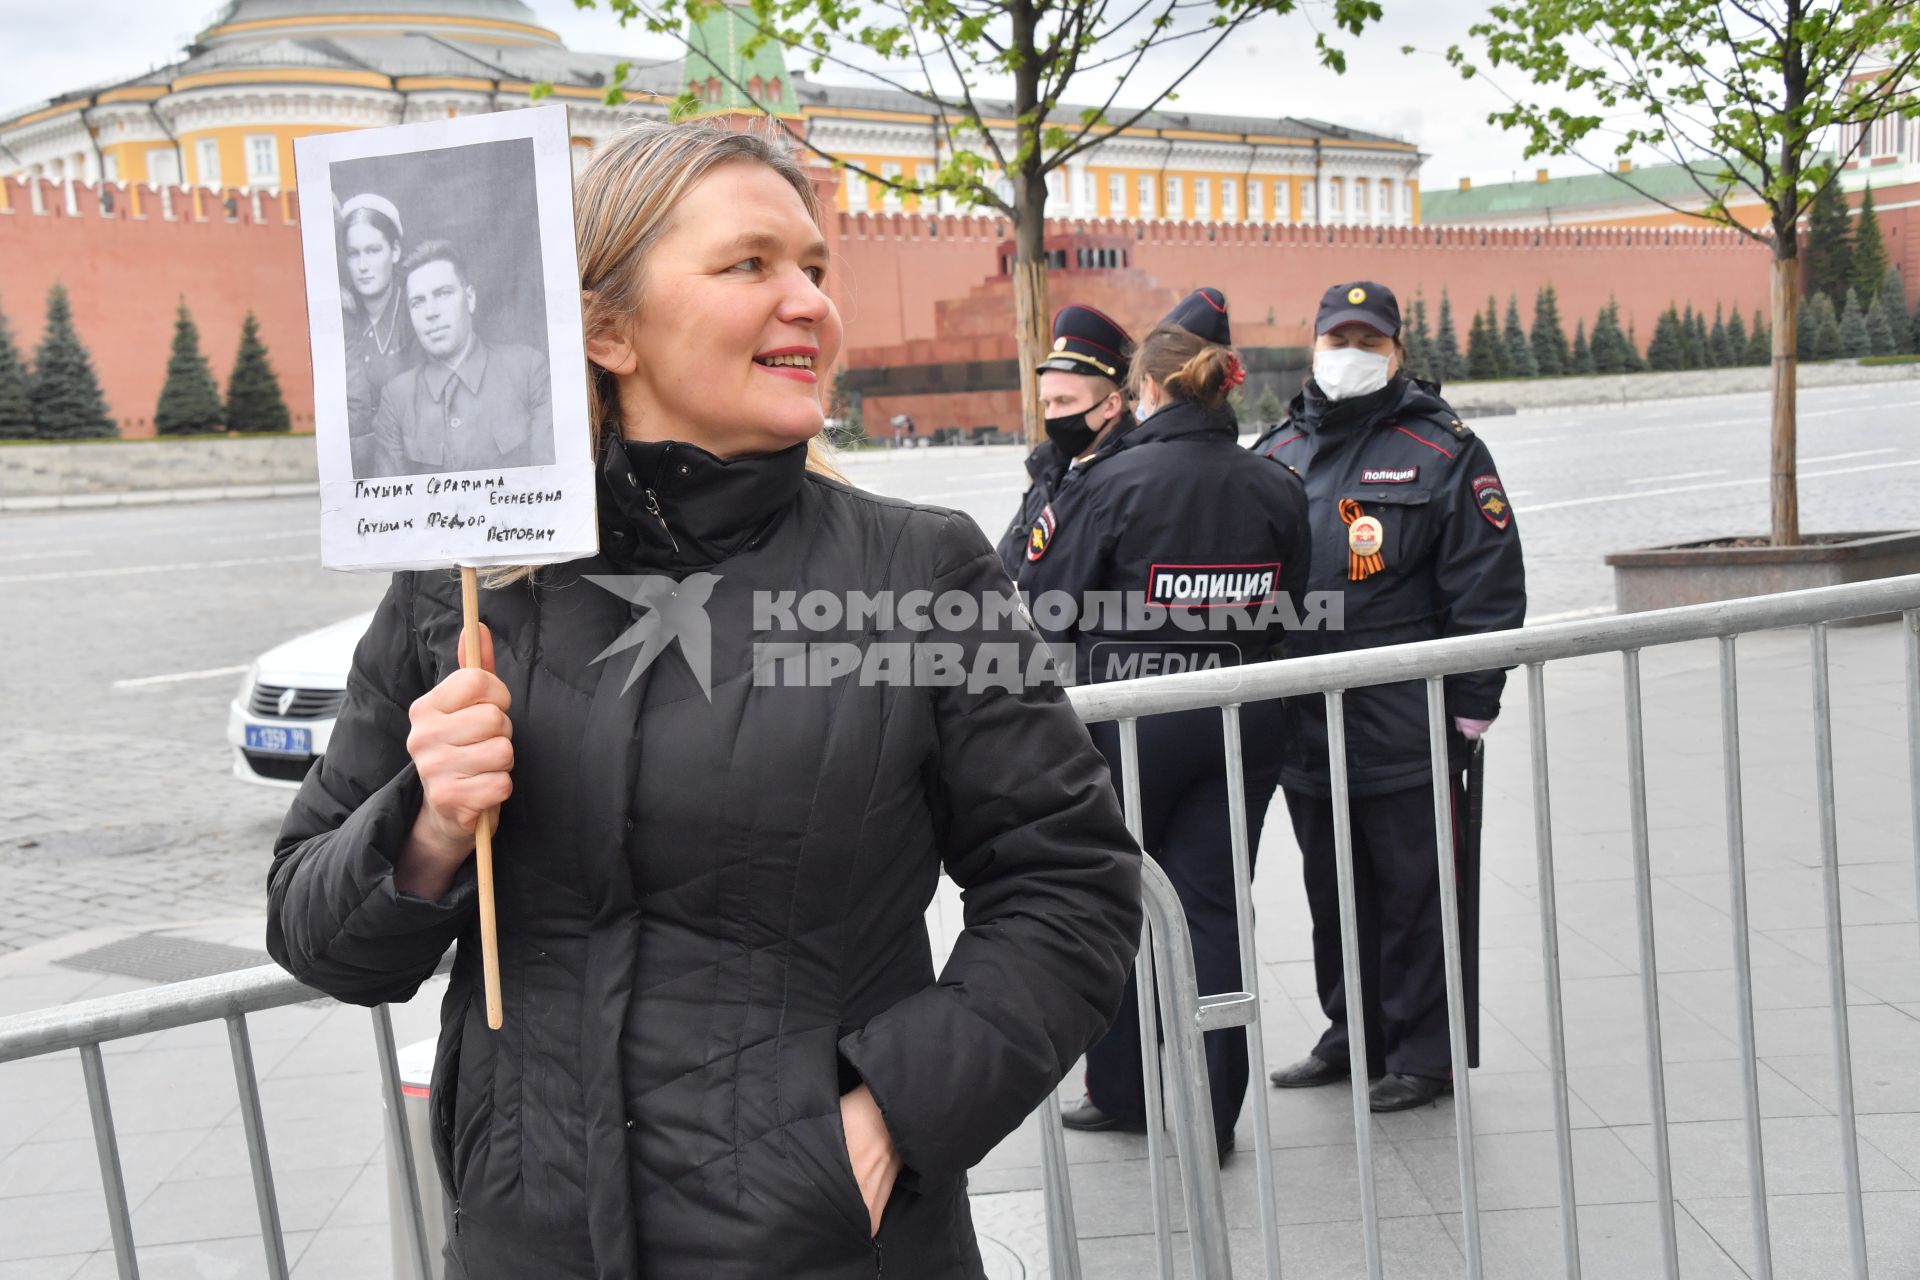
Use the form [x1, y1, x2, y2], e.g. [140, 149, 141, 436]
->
[1348, 287, 1368, 305]
[1053, 337, 1068, 351]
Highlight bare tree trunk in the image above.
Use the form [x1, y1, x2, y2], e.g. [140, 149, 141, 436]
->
[1769, 252, 1800, 546]
[1012, 173, 1050, 446]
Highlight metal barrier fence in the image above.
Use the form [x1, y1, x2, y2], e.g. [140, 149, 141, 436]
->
[3, 573, 1918, 1278]
[1045, 572, 1920, 1280]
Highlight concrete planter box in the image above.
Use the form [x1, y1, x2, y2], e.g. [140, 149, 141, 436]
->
[1606, 531, 1920, 615]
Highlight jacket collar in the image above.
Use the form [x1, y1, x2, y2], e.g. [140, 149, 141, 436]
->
[420, 336, 488, 402]
[596, 432, 808, 570]
[1293, 373, 1423, 437]
[1119, 398, 1236, 448]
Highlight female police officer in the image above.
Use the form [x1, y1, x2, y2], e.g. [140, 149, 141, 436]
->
[1253, 281, 1525, 1112]
[1015, 288, 1311, 1154]
[996, 305, 1134, 578]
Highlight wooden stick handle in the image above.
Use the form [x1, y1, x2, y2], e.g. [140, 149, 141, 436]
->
[461, 566, 504, 1032]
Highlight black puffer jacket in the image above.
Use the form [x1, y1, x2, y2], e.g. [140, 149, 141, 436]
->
[266, 436, 1142, 1279]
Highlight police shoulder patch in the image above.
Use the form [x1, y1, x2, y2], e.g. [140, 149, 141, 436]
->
[1026, 504, 1058, 561]
[1472, 473, 1511, 530]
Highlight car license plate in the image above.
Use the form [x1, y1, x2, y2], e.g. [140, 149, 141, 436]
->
[246, 725, 312, 756]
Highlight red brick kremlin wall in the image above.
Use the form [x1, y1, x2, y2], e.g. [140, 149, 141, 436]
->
[4, 173, 1914, 436]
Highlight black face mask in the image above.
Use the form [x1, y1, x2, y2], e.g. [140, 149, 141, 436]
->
[1044, 400, 1111, 458]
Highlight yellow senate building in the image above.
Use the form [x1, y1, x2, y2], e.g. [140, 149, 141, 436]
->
[0, 0, 1425, 226]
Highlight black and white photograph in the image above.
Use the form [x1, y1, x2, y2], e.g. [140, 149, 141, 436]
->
[293, 105, 596, 572]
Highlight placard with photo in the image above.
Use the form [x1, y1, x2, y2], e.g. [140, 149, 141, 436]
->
[294, 104, 595, 571]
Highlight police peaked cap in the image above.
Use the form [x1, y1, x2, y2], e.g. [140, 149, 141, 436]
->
[1161, 287, 1231, 347]
[1037, 304, 1133, 383]
[1316, 280, 1401, 338]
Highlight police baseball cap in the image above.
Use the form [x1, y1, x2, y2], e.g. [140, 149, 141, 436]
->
[1316, 281, 1400, 338]
[1162, 287, 1231, 346]
[1037, 305, 1132, 383]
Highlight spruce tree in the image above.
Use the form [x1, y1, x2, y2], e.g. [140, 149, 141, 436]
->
[1502, 295, 1537, 377]
[1879, 269, 1912, 355]
[1678, 303, 1700, 369]
[29, 283, 116, 439]
[1255, 385, 1285, 422]
[1481, 297, 1508, 379]
[1435, 292, 1464, 381]
[0, 300, 31, 440]
[1625, 318, 1646, 372]
[1866, 297, 1897, 357]
[1709, 304, 1734, 368]
[1796, 296, 1816, 360]
[154, 299, 225, 435]
[1647, 308, 1686, 371]
[1690, 307, 1712, 368]
[1467, 308, 1501, 380]
[1572, 319, 1593, 374]
[1746, 311, 1771, 367]
[1403, 298, 1431, 381]
[1839, 287, 1872, 358]
[1803, 180, 1853, 307]
[1912, 294, 1920, 359]
[1726, 308, 1748, 367]
[1811, 293, 1845, 360]
[225, 312, 290, 432]
[1530, 285, 1569, 377]
[1591, 301, 1631, 374]
[1850, 187, 1888, 303]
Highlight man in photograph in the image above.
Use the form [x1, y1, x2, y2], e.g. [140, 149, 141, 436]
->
[367, 238, 555, 477]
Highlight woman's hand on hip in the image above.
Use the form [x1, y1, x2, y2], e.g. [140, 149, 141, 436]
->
[840, 1084, 902, 1237]
[395, 623, 513, 898]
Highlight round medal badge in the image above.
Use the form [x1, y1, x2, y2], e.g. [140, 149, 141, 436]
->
[1348, 515, 1384, 557]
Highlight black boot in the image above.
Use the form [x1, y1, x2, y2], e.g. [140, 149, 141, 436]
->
[1268, 1055, 1349, 1089]
[1061, 1096, 1146, 1133]
[1369, 1073, 1450, 1112]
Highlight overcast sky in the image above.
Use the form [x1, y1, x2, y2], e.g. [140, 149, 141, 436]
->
[0, 0, 1652, 189]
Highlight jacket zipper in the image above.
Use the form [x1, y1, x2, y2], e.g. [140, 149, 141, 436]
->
[872, 1239, 883, 1276]
[642, 487, 679, 553]
[452, 1200, 462, 1236]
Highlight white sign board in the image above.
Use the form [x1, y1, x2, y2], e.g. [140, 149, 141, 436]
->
[294, 105, 597, 571]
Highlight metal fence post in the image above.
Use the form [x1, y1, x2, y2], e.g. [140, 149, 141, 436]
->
[79, 1043, 140, 1280]
[1119, 717, 1176, 1279]
[373, 1004, 435, 1280]
[226, 1014, 290, 1279]
[1426, 678, 1482, 1278]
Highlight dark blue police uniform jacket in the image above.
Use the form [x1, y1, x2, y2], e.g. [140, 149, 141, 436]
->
[1252, 376, 1527, 797]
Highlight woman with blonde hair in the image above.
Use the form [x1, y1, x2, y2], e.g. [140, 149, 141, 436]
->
[1013, 288, 1310, 1158]
[267, 120, 1141, 1278]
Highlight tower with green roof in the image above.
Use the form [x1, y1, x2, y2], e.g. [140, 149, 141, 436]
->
[682, 5, 799, 117]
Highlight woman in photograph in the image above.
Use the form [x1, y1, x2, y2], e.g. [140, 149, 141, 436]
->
[338, 192, 416, 475]
[267, 120, 1141, 1280]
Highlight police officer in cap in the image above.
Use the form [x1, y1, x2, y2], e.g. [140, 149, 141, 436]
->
[1253, 282, 1525, 1112]
[1021, 288, 1312, 1155]
[996, 305, 1135, 579]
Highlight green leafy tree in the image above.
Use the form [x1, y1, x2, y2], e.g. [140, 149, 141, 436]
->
[1850, 185, 1888, 302]
[1810, 292, 1844, 360]
[1571, 318, 1593, 373]
[154, 299, 224, 436]
[1838, 287, 1871, 358]
[225, 312, 291, 433]
[1646, 307, 1686, 371]
[1530, 284, 1569, 376]
[29, 283, 115, 439]
[1746, 310, 1770, 366]
[1803, 179, 1853, 307]
[1865, 296, 1897, 357]
[1502, 294, 1538, 377]
[1446, 0, 1920, 544]
[1878, 268, 1911, 355]
[0, 300, 31, 440]
[1466, 307, 1500, 380]
[1435, 291, 1465, 381]
[1255, 384, 1285, 422]
[576, 0, 1383, 445]
[1709, 304, 1734, 367]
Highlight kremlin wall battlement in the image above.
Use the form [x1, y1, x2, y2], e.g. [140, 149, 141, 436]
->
[0, 173, 1773, 439]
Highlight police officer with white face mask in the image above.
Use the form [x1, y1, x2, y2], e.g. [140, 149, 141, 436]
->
[1251, 281, 1525, 1113]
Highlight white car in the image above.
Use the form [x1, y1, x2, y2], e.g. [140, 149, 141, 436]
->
[228, 612, 373, 787]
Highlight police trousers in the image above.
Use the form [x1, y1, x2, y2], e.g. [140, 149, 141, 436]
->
[1285, 774, 1465, 1081]
[1082, 699, 1284, 1148]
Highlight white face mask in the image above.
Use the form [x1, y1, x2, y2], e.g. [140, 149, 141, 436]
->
[1314, 347, 1393, 401]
